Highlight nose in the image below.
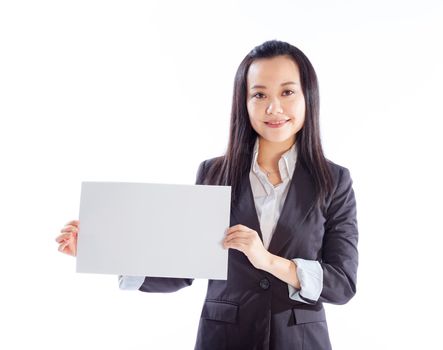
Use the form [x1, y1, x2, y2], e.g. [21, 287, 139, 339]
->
[266, 98, 283, 115]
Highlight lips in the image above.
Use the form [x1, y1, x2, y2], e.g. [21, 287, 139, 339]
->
[264, 119, 289, 125]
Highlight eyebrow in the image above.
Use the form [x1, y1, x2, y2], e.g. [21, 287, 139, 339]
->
[250, 81, 298, 90]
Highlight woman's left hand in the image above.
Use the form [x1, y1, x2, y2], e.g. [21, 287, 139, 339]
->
[223, 224, 272, 270]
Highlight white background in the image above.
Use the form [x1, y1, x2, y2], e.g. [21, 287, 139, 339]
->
[1, 0, 442, 349]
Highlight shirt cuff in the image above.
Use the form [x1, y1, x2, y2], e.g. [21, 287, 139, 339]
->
[118, 275, 145, 290]
[288, 258, 323, 304]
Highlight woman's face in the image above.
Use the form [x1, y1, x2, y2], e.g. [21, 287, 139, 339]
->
[246, 55, 306, 145]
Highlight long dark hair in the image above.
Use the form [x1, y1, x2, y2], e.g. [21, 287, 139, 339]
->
[205, 39, 334, 207]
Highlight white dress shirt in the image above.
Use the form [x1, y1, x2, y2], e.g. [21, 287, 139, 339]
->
[119, 136, 323, 304]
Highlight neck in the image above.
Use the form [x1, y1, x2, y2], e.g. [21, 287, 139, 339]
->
[257, 136, 295, 170]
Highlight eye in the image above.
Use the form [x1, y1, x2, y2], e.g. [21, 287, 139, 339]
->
[283, 90, 294, 96]
[252, 92, 265, 99]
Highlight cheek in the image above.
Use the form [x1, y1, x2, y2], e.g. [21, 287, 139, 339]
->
[297, 105, 306, 123]
[248, 116, 261, 132]
[299, 100, 306, 116]
[247, 103, 261, 124]
[247, 101, 256, 116]
[287, 98, 306, 120]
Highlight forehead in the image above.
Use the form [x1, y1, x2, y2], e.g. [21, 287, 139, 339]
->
[247, 55, 301, 86]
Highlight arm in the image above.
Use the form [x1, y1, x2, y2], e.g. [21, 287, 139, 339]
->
[263, 167, 357, 305]
[117, 275, 194, 293]
[138, 276, 194, 293]
[318, 166, 358, 305]
[265, 254, 300, 289]
[118, 275, 145, 290]
[264, 255, 323, 304]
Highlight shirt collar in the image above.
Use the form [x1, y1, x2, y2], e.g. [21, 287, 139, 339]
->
[251, 136, 298, 181]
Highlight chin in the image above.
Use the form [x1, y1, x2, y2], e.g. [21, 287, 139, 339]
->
[259, 132, 296, 144]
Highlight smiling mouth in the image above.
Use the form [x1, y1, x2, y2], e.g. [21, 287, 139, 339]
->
[264, 119, 289, 125]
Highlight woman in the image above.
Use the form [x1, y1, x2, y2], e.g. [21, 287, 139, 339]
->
[56, 40, 358, 349]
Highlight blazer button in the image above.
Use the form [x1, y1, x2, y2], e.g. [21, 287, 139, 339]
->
[259, 278, 270, 290]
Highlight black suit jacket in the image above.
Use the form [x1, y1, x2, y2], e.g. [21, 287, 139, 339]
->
[139, 156, 358, 350]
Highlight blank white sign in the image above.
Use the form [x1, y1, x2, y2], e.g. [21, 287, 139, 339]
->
[76, 181, 231, 280]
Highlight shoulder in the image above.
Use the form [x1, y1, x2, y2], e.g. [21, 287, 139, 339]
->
[325, 158, 353, 183]
[322, 158, 355, 210]
[195, 156, 225, 184]
[201, 156, 224, 168]
[198, 156, 225, 174]
[324, 158, 355, 211]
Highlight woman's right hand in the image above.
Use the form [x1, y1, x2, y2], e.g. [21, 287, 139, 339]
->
[55, 219, 79, 256]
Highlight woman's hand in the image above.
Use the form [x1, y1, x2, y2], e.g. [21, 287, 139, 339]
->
[55, 219, 79, 256]
[223, 224, 272, 270]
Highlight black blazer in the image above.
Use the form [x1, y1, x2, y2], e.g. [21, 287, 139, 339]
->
[138, 156, 358, 350]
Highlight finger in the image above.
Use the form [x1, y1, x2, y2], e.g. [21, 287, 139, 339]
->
[55, 232, 73, 243]
[224, 242, 247, 252]
[61, 225, 78, 234]
[67, 238, 76, 256]
[225, 231, 251, 242]
[58, 242, 69, 253]
[65, 220, 79, 227]
[234, 224, 251, 231]
[224, 237, 250, 246]
[226, 227, 248, 237]
[59, 240, 75, 256]
[62, 224, 78, 231]
[227, 224, 254, 235]
[68, 236, 77, 256]
[227, 224, 243, 233]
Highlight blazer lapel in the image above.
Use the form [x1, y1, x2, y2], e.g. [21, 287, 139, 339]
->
[230, 169, 263, 241]
[268, 159, 317, 255]
[230, 158, 317, 256]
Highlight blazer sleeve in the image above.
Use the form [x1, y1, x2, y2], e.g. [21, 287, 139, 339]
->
[137, 160, 207, 293]
[318, 166, 359, 305]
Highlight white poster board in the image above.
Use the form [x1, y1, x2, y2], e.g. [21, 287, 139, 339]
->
[76, 181, 231, 280]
